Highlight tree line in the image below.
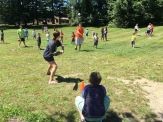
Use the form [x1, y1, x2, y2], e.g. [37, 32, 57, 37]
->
[0, 0, 163, 27]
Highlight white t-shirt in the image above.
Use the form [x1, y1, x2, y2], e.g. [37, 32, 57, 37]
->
[134, 25, 139, 30]
[46, 33, 50, 41]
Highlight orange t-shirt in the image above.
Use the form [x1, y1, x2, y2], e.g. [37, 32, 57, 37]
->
[75, 26, 84, 38]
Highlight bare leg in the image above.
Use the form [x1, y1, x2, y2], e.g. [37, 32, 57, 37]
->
[19, 41, 21, 47]
[77, 109, 85, 121]
[75, 45, 77, 50]
[47, 64, 52, 75]
[49, 61, 58, 84]
[79, 44, 81, 51]
[23, 41, 27, 47]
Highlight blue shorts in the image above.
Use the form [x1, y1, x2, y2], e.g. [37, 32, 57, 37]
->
[75, 96, 110, 121]
[44, 56, 54, 62]
[75, 37, 84, 45]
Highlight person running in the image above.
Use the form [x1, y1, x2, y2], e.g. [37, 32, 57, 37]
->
[32, 29, 36, 40]
[101, 27, 104, 41]
[131, 32, 137, 48]
[0, 29, 4, 43]
[104, 26, 108, 41]
[75, 23, 84, 51]
[93, 33, 99, 49]
[75, 72, 110, 122]
[24, 28, 29, 40]
[46, 31, 51, 42]
[150, 23, 154, 36]
[71, 32, 75, 44]
[36, 33, 41, 50]
[85, 29, 89, 38]
[43, 31, 64, 84]
[60, 30, 64, 43]
[17, 25, 27, 47]
[134, 24, 139, 32]
[146, 23, 152, 36]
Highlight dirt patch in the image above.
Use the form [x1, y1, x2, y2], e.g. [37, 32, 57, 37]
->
[107, 77, 163, 121]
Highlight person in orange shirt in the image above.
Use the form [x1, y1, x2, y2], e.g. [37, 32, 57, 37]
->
[75, 23, 84, 50]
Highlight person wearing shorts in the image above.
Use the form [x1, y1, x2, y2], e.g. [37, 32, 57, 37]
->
[131, 32, 137, 48]
[75, 23, 84, 51]
[75, 72, 110, 122]
[17, 25, 27, 47]
[43, 31, 64, 84]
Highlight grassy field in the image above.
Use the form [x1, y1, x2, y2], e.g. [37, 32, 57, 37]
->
[0, 26, 163, 122]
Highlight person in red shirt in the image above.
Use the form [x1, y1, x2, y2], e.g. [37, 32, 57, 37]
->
[75, 23, 84, 50]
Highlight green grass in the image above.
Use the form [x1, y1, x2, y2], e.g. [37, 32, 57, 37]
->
[0, 26, 163, 122]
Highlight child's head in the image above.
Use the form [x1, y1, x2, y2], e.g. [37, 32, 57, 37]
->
[89, 72, 102, 85]
[53, 31, 60, 40]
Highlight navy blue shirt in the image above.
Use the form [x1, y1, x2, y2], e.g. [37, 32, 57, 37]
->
[43, 40, 62, 58]
[82, 84, 106, 118]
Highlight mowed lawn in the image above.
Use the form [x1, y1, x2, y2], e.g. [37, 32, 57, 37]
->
[0, 26, 163, 122]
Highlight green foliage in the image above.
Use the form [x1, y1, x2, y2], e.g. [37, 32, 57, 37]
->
[69, 0, 109, 26]
[112, 0, 163, 27]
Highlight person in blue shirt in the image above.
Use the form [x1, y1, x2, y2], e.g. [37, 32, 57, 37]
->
[43, 31, 64, 84]
[75, 72, 110, 122]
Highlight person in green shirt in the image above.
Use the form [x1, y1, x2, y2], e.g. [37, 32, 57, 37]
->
[17, 25, 27, 47]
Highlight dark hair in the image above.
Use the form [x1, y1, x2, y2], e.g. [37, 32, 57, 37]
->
[53, 30, 60, 40]
[89, 72, 102, 85]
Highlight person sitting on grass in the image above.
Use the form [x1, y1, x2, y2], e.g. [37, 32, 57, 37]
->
[75, 72, 110, 122]
[43, 31, 64, 84]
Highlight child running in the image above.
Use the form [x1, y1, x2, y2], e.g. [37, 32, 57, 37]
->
[46, 31, 51, 42]
[24, 28, 29, 40]
[131, 32, 137, 48]
[43, 31, 64, 84]
[32, 29, 36, 40]
[71, 32, 75, 44]
[36, 33, 41, 50]
[60, 30, 64, 43]
[75, 72, 110, 122]
[93, 33, 99, 48]
[0, 29, 4, 43]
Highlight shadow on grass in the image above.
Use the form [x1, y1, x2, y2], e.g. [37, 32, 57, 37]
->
[56, 75, 83, 84]
[134, 46, 141, 48]
[23, 46, 33, 48]
[103, 110, 140, 122]
[80, 49, 94, 52]
[46, 111, 76, 122]
[103, 110, 163, 122]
